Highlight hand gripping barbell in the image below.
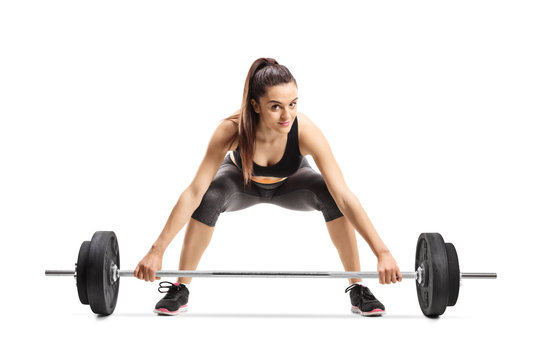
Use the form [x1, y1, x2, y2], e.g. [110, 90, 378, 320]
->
[45, 231, 497, 317]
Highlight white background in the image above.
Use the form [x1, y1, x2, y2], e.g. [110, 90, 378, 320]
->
[1, 0, 538, 358]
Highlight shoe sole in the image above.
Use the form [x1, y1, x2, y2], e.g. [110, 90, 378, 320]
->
[153, 305, 188, 316]
[351, 306, 385, 316]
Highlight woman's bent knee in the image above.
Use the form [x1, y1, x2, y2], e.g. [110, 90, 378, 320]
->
[190, 214, 217, 228]
[306, 173, 344, 221]
[190, 177, 233, 227]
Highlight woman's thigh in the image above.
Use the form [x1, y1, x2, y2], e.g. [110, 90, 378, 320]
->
[192, 155, 344, 226]
[191, 156, 265, 226]
[269, 159, 344, 222]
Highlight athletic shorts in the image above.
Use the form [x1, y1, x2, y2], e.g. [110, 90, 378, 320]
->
[191, 154, 344, 227]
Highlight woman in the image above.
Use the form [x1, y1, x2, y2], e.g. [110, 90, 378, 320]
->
[134, 57, 402, 316]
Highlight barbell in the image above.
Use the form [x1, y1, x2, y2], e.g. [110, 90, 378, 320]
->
[45, 231, 497, 317]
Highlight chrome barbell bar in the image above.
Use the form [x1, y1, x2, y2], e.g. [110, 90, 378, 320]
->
[45, 267, 497, 282]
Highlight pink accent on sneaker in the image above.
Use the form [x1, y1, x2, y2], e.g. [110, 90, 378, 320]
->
[173, 282, 181, 286]
[154, 304, 188, 315]
[351, 306, 385, 316]
[365, 308, 384, 314]
[156, 308, 180, 314]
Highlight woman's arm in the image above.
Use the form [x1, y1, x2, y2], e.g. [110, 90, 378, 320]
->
[150, 188, 204, 254]
[134, 118, 237, 281]
[299, 113, 402, 284]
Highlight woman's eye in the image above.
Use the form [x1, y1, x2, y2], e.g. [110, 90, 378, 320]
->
[272, 102, 296, 110]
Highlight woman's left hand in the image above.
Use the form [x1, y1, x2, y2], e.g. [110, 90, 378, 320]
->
[377, 251, 402, 284]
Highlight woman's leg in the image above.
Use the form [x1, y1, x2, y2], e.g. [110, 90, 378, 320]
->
[325, 215, 363, 285]
[176, 217, 216, 284]
[269, 157, 361, 284]
[177, 155, 263, 284]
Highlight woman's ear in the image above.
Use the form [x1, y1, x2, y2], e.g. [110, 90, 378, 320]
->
[250, 99, 260, 114]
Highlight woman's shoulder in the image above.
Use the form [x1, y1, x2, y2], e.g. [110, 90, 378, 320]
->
[297, 111, 316, 133]
[218, 109, 241, 150]
[224, 108, 241, 123]
[296, 111, 313, 127]
[296, 112, 320, 157]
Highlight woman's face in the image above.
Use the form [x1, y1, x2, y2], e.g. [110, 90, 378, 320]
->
[251, 81, 298, 134]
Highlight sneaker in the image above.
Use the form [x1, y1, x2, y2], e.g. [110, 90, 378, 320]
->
[345, 283, 386, 316]
[153, 281, 189, 315]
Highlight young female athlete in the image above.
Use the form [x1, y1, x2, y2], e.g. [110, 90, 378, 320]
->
[134, 57, 402, 316]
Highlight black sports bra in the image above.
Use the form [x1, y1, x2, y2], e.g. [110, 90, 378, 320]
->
[232, 116, 302, 178]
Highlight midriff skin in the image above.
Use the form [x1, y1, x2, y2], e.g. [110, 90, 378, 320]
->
[228, 116, 307, 184]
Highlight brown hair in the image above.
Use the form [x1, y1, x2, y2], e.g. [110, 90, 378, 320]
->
[223, 57, 297, 186]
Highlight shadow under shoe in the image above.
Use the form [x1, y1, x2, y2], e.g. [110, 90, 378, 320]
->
[345, 283, 385, 316]
[154, 281, 190, 316]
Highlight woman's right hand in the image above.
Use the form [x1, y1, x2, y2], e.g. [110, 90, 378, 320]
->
[134, 249, 163, 282]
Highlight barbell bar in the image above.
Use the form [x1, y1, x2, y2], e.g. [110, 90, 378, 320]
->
[45, 269, 496, 280]
[44, 231, 497, 317]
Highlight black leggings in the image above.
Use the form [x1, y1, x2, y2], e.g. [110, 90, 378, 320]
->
[191, 155, 344, 227]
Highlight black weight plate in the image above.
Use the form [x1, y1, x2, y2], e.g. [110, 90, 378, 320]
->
[76, 241, 91, 305]
[445, 243, 460, 306]
[415, 233, 449, 317]
[87, 231, 120, 315]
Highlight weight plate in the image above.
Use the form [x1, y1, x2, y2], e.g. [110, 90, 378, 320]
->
[415, 233, 449, 317]
[445, 243, 460, 306]
[76, 241, 91, 305]
[87, 231, 120, 315]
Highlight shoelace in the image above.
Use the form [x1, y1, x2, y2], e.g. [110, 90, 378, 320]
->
[158, 281, 183, 299]
[344, 284, 376, 301]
